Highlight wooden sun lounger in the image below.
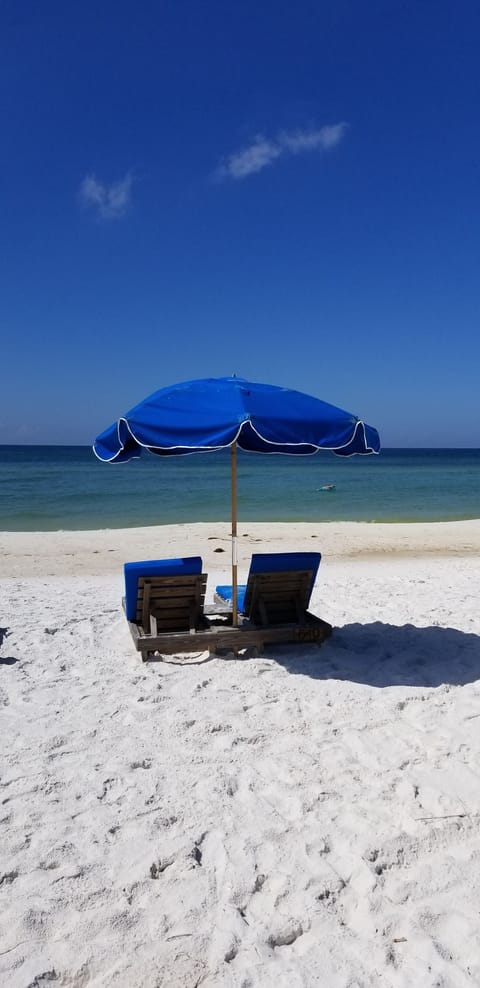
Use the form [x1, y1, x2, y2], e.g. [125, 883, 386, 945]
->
[124, 572, 208, 660]
[124, 563, 331, 661]
[125, 611, 331, 660]
[244, 568, 316, 626]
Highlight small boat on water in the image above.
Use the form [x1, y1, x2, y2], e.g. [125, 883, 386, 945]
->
[317, 484, 336, 491]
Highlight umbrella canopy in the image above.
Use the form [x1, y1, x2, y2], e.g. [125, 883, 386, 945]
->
[94, 376, 380, 623]
[94, 376, 380, 460]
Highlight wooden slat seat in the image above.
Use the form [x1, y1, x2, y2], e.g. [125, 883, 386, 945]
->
[213, 551, 332, 648]
[138, 573, 207, 634]
[246, 570, 312, 626]
[124, 556, 212, 660]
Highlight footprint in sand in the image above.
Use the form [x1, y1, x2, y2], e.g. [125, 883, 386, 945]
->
[130, 759, 152, 770]
[267, 922, 304, 948]
[150, 857, 174, 878]
[0, 869, 18, 885]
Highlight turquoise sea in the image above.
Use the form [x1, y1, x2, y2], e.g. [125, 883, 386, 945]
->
[0, 445, 479, 531]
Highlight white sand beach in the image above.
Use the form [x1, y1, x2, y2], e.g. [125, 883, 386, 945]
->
[1, 521, 480, 987]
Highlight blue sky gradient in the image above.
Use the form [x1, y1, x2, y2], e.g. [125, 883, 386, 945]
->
[2, 0, 479, 446]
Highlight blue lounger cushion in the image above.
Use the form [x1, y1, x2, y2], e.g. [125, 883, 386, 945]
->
[215, 551, 321, 614]
[124, 556, 203, 621]
[215, 582, 249, 613]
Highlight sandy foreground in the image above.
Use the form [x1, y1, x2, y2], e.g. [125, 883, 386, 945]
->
[1, 521, 480, 987]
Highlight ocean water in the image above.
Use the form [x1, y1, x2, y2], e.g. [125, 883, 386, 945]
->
[0, 445, 479, 531]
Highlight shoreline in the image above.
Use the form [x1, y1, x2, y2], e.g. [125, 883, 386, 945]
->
[1, 518, 480, 578]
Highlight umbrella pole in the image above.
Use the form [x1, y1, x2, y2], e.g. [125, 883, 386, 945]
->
[231, 440, 238, 626]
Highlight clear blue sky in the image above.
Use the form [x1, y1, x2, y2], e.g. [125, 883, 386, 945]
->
[2, 0, 479, 447]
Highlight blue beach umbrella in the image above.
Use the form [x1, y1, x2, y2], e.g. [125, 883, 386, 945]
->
[94, 376, 380, 624]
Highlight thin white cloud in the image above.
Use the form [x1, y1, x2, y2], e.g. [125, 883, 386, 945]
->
[216, 122, 348, 181]
[218, 136, 282, 180]
[79, 172, 133, 219]
[279, 123, 347, 153]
